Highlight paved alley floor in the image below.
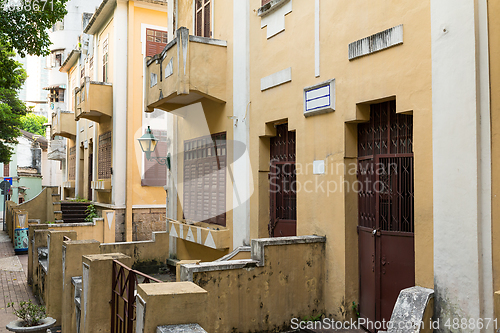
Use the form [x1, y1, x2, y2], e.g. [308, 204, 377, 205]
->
[0, 223, 37, 333]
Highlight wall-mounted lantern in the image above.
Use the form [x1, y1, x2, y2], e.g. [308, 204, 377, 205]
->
[137, 126, 171, 170]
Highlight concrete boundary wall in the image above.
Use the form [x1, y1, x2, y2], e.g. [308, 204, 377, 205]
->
[138, 235, 326, 333]
[5, 187, 58, 236]
[26, 230, 170, 333]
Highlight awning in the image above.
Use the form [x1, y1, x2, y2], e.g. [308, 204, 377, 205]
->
[43, 84, 66, 90]
[60, 49, 81, 73]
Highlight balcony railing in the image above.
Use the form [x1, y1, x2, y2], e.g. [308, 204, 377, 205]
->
[63, 181, 75, 189]
[91, 179, 111, 191]
[146, 27, 227, 112]
[75, 77, 113, 122]
[167, 218, 230, 250]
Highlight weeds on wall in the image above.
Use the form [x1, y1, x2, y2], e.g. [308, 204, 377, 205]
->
[70, 197, 89, 203]
[302, 313, 323, 322]
[84, 204, 99, 222]
[352, 301, 360, 318]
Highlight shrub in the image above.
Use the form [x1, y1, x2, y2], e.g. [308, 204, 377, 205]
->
[7, 300, 46, 327]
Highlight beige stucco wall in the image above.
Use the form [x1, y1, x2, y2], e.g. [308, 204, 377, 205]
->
[193, 242, 325, 332]
[137, 282, 208, 333]
[489, 0, 500, 322]
[61, 239, 101, 333]
[248, 0, 433, 317]
[99, 231, 170, 265]
[139, 237, 325, 332]
[45, 230, 78, 324]
[81, 253, 132, 333]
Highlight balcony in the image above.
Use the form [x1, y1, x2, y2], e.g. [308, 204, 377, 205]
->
[51, 110, 76, 139]
[75, 77, 112, 122]
[146, 27, 227, 112]
[47, 139, 66, 161]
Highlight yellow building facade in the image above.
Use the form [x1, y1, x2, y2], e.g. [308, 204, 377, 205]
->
[145, 0, 433, 325]
[146, 0, 243, 261]
[247, 0, 433, 323]
[58, 0, 169, 242]
[146, 0, 500, 329]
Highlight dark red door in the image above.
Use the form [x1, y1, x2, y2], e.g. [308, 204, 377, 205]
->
[269, 123, 296, 237]
[88, 153, 93, 201]
[357, 101, 415, 331]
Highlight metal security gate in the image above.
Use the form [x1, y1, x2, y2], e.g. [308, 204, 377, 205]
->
[111, 260, 161, 333]
[269, 123, 296, 237]
[357, 101, 415, 331]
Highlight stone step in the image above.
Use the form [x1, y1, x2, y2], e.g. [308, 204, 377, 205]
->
[61, 218, 87, 223]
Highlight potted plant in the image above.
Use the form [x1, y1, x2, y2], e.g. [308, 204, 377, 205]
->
[6, 300, 56, 333]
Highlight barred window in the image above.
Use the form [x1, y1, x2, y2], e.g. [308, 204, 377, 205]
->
[69, 146, 76, 181]
[98, 132, 112, 179]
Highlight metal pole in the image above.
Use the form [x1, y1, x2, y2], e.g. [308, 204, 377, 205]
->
[3, 191, 6, 231]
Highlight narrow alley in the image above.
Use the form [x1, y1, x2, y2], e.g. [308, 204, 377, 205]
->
[0, 222, 36, 333]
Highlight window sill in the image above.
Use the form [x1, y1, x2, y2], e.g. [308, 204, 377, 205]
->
[257, 0, 290, 17]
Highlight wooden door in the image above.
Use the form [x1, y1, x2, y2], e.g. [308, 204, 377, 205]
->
[88, 153, 93, 201]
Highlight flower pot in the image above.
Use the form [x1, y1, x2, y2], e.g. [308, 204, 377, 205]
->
[6, 317, 56, 333]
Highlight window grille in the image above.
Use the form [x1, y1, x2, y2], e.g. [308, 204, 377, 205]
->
[98, 132, 112, 179]
[69, 146, 76, 181]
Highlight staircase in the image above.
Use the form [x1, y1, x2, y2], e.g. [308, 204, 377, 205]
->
[54, 201, 91, 223]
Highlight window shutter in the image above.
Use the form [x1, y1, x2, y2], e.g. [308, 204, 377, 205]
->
[182, 133, 226, 226]
[203, 0, 211, 37]
[146, 29, 168, 57]
[3, 163, 9, 177]
[196, 11, 203, 36]
[195, 0, 211, 38]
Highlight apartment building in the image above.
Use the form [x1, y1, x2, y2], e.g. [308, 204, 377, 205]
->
[45, 0, 103, 188]
[145, 0, 500, 330]
[56, 0, 169, 241]
[145, 0, 249, 261]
